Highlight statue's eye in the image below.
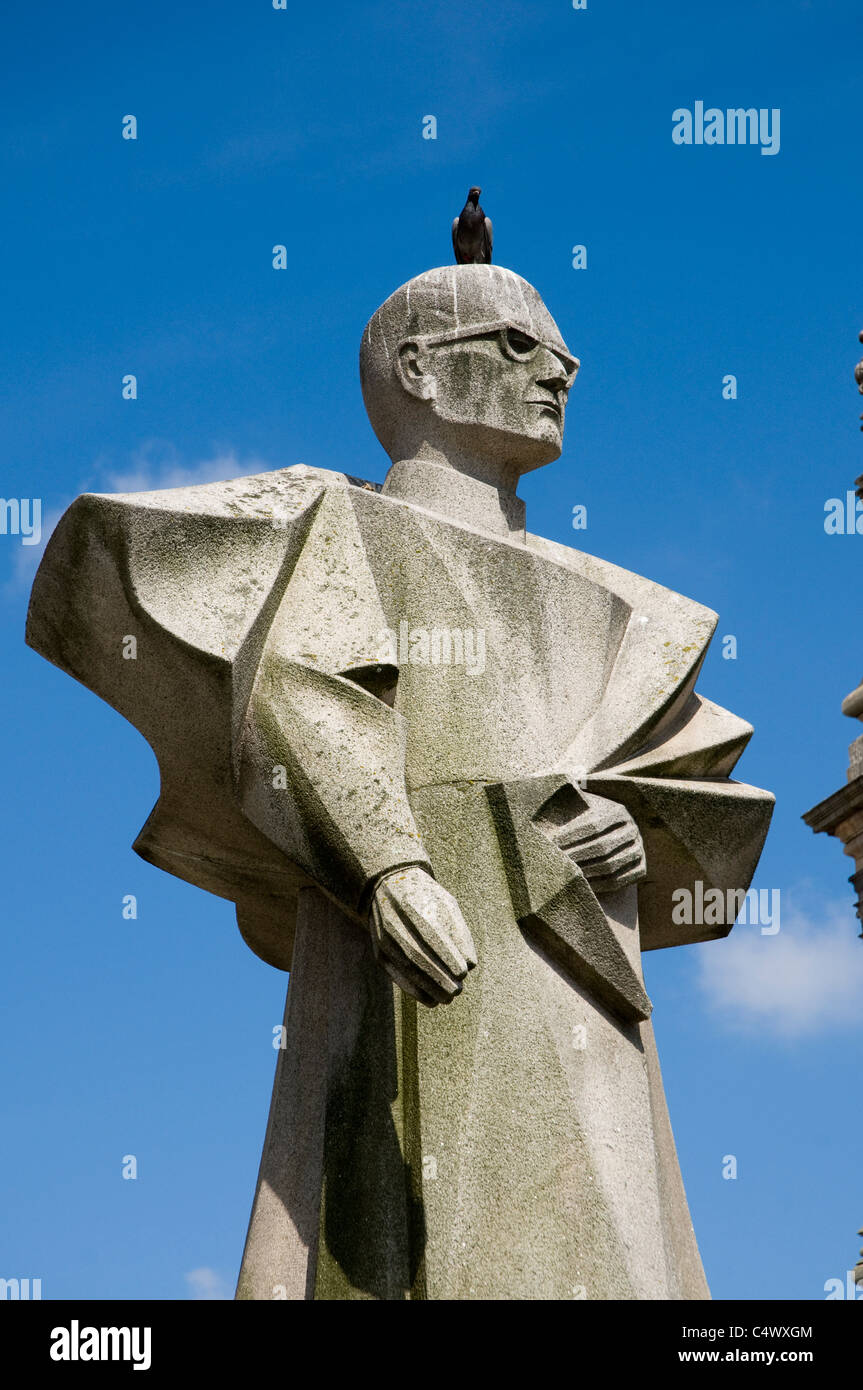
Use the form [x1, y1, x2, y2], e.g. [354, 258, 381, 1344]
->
[505, 328, 538, 358]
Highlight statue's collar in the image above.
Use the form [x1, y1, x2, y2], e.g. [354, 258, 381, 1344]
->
[381, 458, 526, 542]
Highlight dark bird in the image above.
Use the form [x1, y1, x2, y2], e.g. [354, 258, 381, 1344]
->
[452, 186, 493, 264]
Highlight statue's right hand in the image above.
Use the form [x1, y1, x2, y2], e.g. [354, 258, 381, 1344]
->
[368, 866, 478, 1007]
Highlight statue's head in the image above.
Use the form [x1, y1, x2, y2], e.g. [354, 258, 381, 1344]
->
[360, 266, 578, 484]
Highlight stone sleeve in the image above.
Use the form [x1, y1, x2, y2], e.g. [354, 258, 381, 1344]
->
[234, 482, 432, 916]
[237, 654, 431, 915]
[585, 771, 774, 952]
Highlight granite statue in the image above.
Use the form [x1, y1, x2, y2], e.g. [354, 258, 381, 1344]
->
[26, 263, 773, 1300]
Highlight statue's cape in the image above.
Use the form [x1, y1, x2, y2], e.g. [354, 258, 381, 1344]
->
[26, 464, 773, 967]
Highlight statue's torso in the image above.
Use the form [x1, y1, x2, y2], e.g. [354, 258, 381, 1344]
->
[346, 487, 631, 787]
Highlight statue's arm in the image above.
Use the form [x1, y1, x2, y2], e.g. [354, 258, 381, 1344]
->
[238, 652, 427, 909]
[594, 773, 774, 951]
[238, 654, 476, 1003]
[25, 481, 475, 1001]
[580, 694, 775, 950]
[541, 557, 775, 951]
[235, 482, 476, 1002]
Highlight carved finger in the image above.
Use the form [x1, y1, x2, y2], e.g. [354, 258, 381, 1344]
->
[373, 900, 462, 1001]
[577, 829, 646, 889]
[569, 825, 640, 867]
[574, 841, 638, 873]
[375, 916, 455, 1002]
[427, 886, 478, 968]
[391, 886, 472, 978]
[379, 956, 439, 1008]
[452, 917, 478, 971]
[557, 815, 631, 853]
[588, 858, 648, 895]
[579, 840, 643, 876]
[379, 938, 457, 1003]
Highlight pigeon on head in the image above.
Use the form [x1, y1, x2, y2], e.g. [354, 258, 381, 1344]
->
[452, 186, 493, 264]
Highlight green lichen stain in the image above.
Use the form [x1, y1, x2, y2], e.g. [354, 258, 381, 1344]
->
[313, 965, 426, 1300]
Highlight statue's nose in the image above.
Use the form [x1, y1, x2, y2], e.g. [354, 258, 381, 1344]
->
[534, 345, 570, 389]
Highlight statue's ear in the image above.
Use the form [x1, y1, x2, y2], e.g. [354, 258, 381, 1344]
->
[396, 341, 437, 401]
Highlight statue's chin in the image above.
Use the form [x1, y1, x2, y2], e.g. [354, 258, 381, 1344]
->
[414, 414, 563, 481]
[508, 424, 563, 474]
[475, 430, 562, 477]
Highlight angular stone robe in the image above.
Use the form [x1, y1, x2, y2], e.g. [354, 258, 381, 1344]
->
[26, 463, 773, 1300]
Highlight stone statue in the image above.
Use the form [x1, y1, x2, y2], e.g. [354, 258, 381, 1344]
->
[26, 264, 773, 1300]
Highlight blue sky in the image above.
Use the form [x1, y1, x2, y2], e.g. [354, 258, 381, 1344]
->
[2, 0, 862, 1300]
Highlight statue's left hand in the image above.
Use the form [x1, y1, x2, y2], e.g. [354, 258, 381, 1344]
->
[553, 791, 647, 895]
[369, 866, 478, 1007]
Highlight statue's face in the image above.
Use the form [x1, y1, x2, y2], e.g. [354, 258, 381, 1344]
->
[399, 319, 579, 472]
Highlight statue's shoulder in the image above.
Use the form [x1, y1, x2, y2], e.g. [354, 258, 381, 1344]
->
[34, 465, 384, 581]
[26, 465, 381, 667]
[524, 530, 717, 630]
[67, 463, 377, 527]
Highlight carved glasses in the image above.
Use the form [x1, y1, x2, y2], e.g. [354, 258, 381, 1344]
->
[401, 320, 580, 388]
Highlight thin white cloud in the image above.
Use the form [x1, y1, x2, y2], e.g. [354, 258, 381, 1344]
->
[696, 892, 863, 1038]
[103, 441, 268, 495]
[184, 1266, 231, 1301]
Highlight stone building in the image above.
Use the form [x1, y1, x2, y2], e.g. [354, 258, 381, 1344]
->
[802, 330, 863, 1291]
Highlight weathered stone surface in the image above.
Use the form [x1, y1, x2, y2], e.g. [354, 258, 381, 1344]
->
[804, 676, 863, 935]
[27, 264, 773, 1299]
